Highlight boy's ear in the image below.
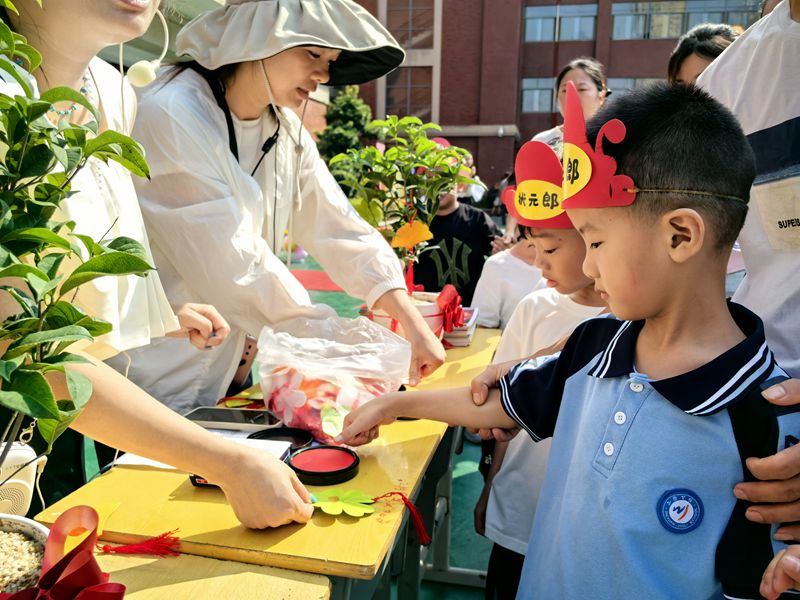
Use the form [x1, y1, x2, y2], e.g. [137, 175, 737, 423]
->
[660, 208, 706, 264]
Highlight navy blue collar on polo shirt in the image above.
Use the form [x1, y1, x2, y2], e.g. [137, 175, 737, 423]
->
[588, 302, 781, 416]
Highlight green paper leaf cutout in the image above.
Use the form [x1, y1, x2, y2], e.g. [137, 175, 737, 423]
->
[313, 488, 375, 518]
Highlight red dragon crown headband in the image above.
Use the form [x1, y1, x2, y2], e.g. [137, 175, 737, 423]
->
[502, 140, 572, 229]
[561, 80, 636, 209]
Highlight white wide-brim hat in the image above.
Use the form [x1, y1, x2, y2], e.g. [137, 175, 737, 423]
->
[175, 0, 405, 86]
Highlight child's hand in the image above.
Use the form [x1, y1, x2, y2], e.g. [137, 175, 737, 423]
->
[761, 547, 800, 599]
[336, 396, 397, 446]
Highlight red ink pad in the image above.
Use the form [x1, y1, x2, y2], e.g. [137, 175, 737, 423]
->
[288, 445, 360, 486]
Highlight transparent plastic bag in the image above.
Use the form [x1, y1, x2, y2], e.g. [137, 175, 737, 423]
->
[257, 315, 411, 444]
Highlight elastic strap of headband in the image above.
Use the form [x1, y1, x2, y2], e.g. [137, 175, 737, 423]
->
[625, 187, 746, 202]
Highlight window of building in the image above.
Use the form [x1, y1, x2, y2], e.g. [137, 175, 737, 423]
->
[559, 4, 599, 40]
[386, 66, 433, 120]
[521, 78, 555, 113]
[524, 4, 597, 42]
[524, 6, 557, 41]
[387, 0, 434, 49]
[607, 77, 666, 93]
[649, 12, 685, 38]
[611, 0, 759, 40]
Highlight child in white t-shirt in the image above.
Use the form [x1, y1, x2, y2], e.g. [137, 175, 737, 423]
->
[476, 222, 605, 599]
[472, 232, 545, 329]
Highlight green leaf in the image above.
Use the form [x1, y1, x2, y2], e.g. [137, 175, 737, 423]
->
[65, 369, 92, 410]
[40, 86, 100, 124]
[36, 370, 92, 451]
[0, 18, 14, 51]
[0, 285, 37, 317]
[39, 352, 92, 366]
[45, 301, 112, 336]
[1, 369, 59, 419]
[84, 131, 149, 178]
[1, 227, 75, 251]
[0, 356, 23, 381]
[5, 325, 92, 358]
[12, 43, 41, 72]
[0, 56, 32, 97]
[104, 236, 150, 262]
[26, 271, 60, 300]
[37, 252, 66, 279]
[0, 263, 48, 280]
[59, 251, 153, 296]
[351, 196, 384, 227]
[73, 233, 104, 257]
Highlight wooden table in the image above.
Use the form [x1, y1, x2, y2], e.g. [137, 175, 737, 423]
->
[95, 551, 330, 599]
[37, 328, 501, 600]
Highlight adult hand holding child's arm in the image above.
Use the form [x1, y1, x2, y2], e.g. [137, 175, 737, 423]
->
[470, 334, 570, 440]
[735, 378, 800, 539]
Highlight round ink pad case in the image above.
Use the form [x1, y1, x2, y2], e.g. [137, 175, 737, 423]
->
[288, 445, 360, 486]
[247, 426, 314, 451]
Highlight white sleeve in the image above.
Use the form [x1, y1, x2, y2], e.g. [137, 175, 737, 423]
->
[493, 297, 536, 364]
[472, 262, 502, 328]
[291, 124, 406, 308]
[133, 91, 328, 336]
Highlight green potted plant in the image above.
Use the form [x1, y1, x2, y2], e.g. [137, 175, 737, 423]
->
[0, 8, 154, 527]
[329, 115, 474, 333]
[330, 115, 475, 269]
[329, 116, 476, 335]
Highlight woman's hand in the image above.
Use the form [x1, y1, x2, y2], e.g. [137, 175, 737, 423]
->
[169, 303, 231, 350]
[213, 446, 314, 529]
[372, 288, 446, 385]
[407, 326, 446, 386]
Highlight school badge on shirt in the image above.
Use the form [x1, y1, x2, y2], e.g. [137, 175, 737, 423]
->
[657, 489, 704, 534]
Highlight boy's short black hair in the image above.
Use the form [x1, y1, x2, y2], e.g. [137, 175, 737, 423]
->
[585, 82, 755, 251]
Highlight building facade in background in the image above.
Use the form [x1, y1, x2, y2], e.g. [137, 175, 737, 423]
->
[356, 0, 760, 187]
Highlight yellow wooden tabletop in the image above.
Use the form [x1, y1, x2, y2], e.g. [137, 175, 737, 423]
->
[36, 329, 500, 580]
[95, 550, 330, 599]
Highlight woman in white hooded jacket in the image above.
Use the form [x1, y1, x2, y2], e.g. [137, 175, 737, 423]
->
[119, 0, 446, 413]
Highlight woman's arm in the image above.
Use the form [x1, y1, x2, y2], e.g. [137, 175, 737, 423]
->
[371, 289, 445, 384]
[61, 357, 313, 528]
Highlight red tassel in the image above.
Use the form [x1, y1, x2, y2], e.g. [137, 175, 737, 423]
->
[373, 491, 431, 545]
[98, 530, 180, 557]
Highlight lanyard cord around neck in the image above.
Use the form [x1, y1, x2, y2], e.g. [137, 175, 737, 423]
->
[200, 69, 279, 177]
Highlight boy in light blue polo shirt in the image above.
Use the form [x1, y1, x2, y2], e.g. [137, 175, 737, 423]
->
[338, 82, 797, 599]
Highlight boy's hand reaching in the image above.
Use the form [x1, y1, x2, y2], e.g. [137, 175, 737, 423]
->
[336, 395, 398, 446]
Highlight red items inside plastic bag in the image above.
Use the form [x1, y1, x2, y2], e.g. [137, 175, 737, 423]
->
[262, 366, 393, 444]
[257, 315, 411, 445]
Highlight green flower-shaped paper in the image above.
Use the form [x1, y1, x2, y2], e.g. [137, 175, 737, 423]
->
[313, 489, 375, 517]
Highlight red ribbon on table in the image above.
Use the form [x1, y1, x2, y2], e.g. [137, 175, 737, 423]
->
[436, 285, 464, 333]
[0, 506, 125, 600]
